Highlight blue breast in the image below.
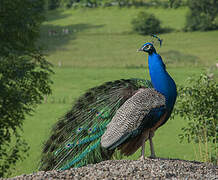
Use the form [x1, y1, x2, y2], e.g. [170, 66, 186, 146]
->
[148, 52, 177, 110]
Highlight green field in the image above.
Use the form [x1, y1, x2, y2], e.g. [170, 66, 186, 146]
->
[12, 6, 218, 176]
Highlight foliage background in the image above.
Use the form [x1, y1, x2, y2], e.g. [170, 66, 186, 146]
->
[0, 0, 52, 177]
[175, 74, 217, 164]
[185, 0, 218, 31]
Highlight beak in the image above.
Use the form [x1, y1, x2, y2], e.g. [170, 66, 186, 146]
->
[137, 47, 144, 52]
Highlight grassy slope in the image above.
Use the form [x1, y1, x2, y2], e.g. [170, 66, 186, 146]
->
[40, 7, 218, 67]
[12, 6, 218, 176]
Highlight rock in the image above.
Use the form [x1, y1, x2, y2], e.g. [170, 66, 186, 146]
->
[2, 158, 217, 180]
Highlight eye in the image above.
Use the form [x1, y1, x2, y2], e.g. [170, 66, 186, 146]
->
[145, 45, 151, 49]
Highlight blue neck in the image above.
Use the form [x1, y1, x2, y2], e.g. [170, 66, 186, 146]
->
[147, 52, 177, 109]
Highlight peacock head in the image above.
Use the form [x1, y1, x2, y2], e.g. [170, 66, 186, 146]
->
[138, 42, 156, 54]
[138, 35, 162, 54]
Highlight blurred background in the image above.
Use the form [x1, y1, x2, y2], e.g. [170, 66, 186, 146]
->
[0, 0, 217, 177]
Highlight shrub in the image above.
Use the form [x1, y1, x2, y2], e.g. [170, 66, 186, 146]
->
[169, 0, 183, 8]
[184, 0, 218, 31]
[174, 74, 217, 165]
[48, 0, 61, 10]
[131, 12, 162, 35]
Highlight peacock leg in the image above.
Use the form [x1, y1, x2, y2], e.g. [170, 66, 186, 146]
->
[149, 131, 156, 158]
[139, 138, 146, 160]
[139, 130, 149, 161]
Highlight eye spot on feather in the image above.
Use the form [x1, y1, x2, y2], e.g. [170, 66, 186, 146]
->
[77, 127, 83, 133]
[65, 143, 73, 149]
[96, 112, 101, 117]
[88, 128, 92, 133]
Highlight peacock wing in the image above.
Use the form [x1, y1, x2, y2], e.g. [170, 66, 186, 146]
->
[39, 79, 152, 171]
[101, 88, 166, 150]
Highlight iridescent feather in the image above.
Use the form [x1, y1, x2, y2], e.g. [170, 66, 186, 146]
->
[39, 79, 153, 171]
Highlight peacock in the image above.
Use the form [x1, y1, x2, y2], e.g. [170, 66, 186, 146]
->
[39, 36, 177, 171]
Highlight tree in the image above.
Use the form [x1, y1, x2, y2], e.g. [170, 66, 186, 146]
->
[0, 0, 53, 177]
[131, 12, 162, 35]
[184, 0, 218, 31]
[48, 0, 61, 10]
[169, 0, 182, 8]
[174, 74, 217, 164]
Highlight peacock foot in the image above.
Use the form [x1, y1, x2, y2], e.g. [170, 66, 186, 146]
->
[139, 156, 145, 161]
[149, 154, 156, 159]
[139, 155, 150, 161]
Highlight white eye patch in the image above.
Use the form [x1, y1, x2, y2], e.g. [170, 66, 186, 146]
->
[143, 45, 151, 49]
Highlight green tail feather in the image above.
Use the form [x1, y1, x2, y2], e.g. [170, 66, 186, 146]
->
[39, 78, 152, 171]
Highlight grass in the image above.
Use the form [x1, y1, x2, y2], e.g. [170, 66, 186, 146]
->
[10, 6, 218, 177]
[45, 7, 187, 33]
[39, 7, 218, 68]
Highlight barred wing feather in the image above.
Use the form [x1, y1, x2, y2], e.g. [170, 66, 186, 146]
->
[101, 88, 166, 150]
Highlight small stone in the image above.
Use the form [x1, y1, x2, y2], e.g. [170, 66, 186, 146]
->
[2, 159, 217, 180]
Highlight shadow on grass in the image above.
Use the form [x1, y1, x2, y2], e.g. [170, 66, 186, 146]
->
[160, 27, 174, 34]
[45, 10, 72, 22]
[36, 9, 105, 53]
[38, 23, 104, 52]
[133, 27, 174, 36]
[160, 50, 199, 66]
